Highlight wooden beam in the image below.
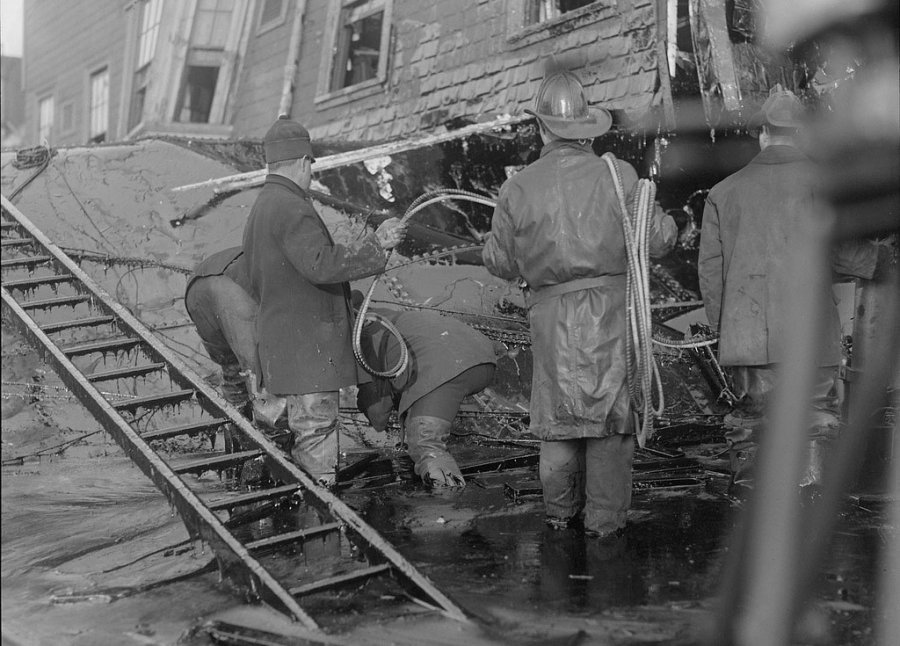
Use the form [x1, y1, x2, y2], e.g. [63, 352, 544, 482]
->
[170, 114, 531, 194]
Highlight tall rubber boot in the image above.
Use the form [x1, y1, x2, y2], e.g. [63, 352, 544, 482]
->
[287, 392, 341, 488]
[405, 415, 465, 487]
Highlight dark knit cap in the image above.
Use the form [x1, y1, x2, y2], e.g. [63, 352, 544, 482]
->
[264, 115, 313, 163]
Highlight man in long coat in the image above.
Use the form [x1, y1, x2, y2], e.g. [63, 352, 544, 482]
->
[699, 87, 880, 487]
[355, 302, 500, 487]
[242, 116, 406, 486]
[482, 71, 677, 538]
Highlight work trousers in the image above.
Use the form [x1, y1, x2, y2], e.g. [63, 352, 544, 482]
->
[730, 365, 841, 441]
[286, 391, 340, 486]
[185, 275, 258, 408]
[405, 363, 496, 422]
[540, 433, 635, 536]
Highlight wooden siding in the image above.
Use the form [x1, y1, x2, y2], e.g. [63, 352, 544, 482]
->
[258, 0, 660, 142]
[23, 0, 128, 146]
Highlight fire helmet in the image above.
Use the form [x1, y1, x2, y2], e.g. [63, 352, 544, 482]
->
[525, 71, 612, 140]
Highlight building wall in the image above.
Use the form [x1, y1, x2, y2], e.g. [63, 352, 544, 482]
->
[21, 0, 662, 146]
[272, 0, 660, 143]
[229, 1, 296, 138]
[23, 0, 128, 146]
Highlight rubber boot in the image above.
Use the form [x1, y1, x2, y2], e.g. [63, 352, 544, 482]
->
[243, 370, 287, 429]
[286, 393, 341, 488]
[405, 416, 464, 487]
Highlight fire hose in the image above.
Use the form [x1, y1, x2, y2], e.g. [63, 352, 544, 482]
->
[602, 153, 666, 447]
[352, 188, 497, 378]
[351, 179, 725, 440]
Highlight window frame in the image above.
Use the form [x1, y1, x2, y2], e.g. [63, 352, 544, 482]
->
[256, 0, 288, 35]
[170, 0, 251, 126]
[314, 0, 393, 109]
[505, 0, 611, 48]
[137, 0, 164, 71]
[88, 66, 110, 143]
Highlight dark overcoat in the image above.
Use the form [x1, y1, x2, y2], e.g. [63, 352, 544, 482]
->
[482, 140, 677, 440]
[360, 308, 498, 420]
[242, 175, 386, 395]
[698, 145, 860, 367]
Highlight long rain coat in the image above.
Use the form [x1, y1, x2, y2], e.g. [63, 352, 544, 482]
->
[242, 175, 387, 395]
[482, 140, 677, 440]
[698, 145, 877, 368]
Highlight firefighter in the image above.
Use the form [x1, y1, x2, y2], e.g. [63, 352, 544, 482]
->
[355, 298, 500, 487]
[242, 116, 406, 486]
[482, 70, 677, 538]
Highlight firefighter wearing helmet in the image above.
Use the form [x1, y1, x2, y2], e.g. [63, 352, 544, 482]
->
[482, 70, 677, 538]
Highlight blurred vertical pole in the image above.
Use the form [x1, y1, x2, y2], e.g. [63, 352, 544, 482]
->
[730, 214, 834, 646]
[877, 410, 900, 645]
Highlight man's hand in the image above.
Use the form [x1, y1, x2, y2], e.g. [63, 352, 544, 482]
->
[375, 218, 407, 250]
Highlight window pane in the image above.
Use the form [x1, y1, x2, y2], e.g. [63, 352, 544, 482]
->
[259, 0, 283, 26]
[38, 97, 54, 142]
[90, 68, 109, 142]
[338, 10, 383, 89]
[191, 0, 233, 48]
[138, 0, 163, 69]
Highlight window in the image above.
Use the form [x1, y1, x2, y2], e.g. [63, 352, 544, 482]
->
[332, 0, 384, 90]
[38, 95, 54, 143]
[257, 0, 287, 33]
[176, 65, 219, 123]
[89, 68, 109, 143]
[129, 0, 164, 132]
[173, 0, 235, 123]
[60, 102, 75, 134]
[137, 0, 164, 69]
[506, 0, 606, 46]
[316, 0, 393, 103]
[524, 0, 597, 26]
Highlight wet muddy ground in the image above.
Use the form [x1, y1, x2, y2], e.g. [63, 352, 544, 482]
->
[2, 323, 888, 646]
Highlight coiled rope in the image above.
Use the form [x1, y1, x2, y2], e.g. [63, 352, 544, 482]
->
[602, 153, 665, 447]
[352, 189, 496, 378]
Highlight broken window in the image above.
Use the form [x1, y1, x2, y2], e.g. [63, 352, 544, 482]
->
[38, 95, 53, 143]
[89, 67, 109, 143]
[330, 0, 387, 91]
[173, 0, 238, 124]
[523, 0, 598, 25]
[175, 65, 220, 123]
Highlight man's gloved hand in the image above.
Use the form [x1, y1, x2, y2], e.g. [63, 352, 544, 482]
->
[374, 217, 407, 250]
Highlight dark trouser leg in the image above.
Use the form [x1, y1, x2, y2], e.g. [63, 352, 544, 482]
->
[584, 434, 634, 536]
[286, 391, 340, 487]
[403, 364, 495, 488]
[802, 367, 841, 487]
[540, 439, 585, 528]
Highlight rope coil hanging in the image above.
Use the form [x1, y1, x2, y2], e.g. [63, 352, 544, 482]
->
[352, 189, 497, 378]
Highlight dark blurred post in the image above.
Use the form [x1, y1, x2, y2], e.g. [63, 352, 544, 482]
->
[707, 1, 899, 644]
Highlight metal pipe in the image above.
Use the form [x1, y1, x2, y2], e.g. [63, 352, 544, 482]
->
[278, 0, 307, 118]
